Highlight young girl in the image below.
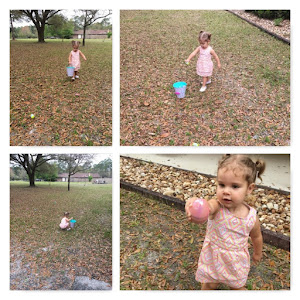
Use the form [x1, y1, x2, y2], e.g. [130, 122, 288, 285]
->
[68, 40, 87, 81]
[185, 154, 265, 290]
[185, 31, 221, 92]
[59, 212, 73, 230]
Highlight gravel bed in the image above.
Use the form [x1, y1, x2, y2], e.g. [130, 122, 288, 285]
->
[229, 10, 290, 41]
[120, 156, 290, 236]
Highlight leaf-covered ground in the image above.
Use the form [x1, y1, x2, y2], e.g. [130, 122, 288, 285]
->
[120, 10, 290, 146]
[10, 182, 112, 290]
[10, 39, 112, 146]
[120, 189, 290, 290]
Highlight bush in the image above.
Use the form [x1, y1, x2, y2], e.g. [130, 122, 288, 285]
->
[246, 10, 290, 20]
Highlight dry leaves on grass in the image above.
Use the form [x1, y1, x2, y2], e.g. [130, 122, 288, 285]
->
[10, 182, 112, 290]
[120, 189, 290, 290]
[120, 10, 290, 146]
[10, 40, 112, 146]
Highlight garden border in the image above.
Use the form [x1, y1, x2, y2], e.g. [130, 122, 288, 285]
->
[227, 10, 290, 45]
[120, 180, 290, 251]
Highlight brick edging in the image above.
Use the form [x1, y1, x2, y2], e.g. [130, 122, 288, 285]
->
[120, 180, 290, 251]
[227, 10, 290, 45]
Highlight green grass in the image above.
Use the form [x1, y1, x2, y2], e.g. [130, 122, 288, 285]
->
[10, 181, 112, 289]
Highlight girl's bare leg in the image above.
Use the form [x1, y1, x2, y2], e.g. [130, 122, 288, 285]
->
[201, 282, 219, 290]
[202, 77, 208, 87]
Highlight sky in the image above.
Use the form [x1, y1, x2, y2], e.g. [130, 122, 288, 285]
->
[13, 9, 112, 27]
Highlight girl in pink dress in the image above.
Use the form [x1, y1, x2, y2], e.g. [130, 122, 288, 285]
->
[59, 212, 73, 230]
[185, 154, 265, 290]
[68, 40, 87, 81]
[185, 31, 221, 92]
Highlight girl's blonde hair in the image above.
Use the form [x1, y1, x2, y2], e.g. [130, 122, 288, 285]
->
[218, 154, 266, 185]
[72, 40, 80, 49]
[64, 212, 70, 217]
[198, 31, 211, 42]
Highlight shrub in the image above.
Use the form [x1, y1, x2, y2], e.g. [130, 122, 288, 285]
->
[246, 10, 290, 20]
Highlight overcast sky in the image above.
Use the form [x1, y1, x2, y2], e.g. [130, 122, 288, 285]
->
[13, 9, 112, 27]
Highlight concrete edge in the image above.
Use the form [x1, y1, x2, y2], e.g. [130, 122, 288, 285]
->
[120, 180, 290, 252]
[227, 10, 290, 45]
[121, 155, 290, 195]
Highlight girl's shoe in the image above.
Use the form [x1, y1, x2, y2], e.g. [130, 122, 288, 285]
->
[67, 228, 71, 231]
[75, 75, 79, 79]
[200, 86, 207, 92]
[72, 77, 75, 81]
[201, 80, 211, 84]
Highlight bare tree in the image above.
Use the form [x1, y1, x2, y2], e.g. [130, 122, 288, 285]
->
[10, 154, 54, 186]
[58, 154, 94, 191]
[20, 10, 61, 42]
[80, 10, 112, 46]
[10, 10, 24, 40]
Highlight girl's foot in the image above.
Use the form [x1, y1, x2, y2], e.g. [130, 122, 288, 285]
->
[72, 77, 75, 81]
[67, 228, 71, 231]
[75, 75, 79, 79]
[200, 86, 207, 92]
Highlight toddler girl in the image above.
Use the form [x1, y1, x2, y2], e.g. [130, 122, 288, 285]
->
[68, 40, 87, 81]
[59, 212, 73, 230]
[185, 31, 221, 92]
[185, 154, 265, 290]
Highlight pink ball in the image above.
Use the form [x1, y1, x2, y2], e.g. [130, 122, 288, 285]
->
[190, 198, 210, 224]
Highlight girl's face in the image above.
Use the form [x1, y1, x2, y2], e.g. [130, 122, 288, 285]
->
[200, 40, 209, 49]
[216, 167, 254, 210]
[73, 47, 78, 52]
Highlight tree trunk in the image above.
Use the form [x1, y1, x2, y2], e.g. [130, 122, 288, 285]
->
[10, 14, 15, 40]
[37, 25, 45, 42]
[28, 172, 35, 187]
[82, 25, 86, 46]
[68, 174, 71, 191]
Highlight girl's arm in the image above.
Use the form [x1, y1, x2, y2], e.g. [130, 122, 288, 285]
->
[68, 52, 72, 65]
[210, 49, 221, 68]
[185, 197, 220, 222]
[185, 47, 200, 63]
[79, 50, 87, 61]
[249, 217, 263, 264]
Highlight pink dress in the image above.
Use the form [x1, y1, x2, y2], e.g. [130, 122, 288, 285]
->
[59, 217, 69, 229]
[70, 50, 81, 71]
[196, 46, 213, 77]
[195, 203, 257, 288]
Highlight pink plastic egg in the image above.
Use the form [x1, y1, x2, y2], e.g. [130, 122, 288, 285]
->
[190, 198, 210, 224]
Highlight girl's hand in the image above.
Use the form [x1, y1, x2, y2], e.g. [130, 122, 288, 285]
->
[217, 63, 221, 69]
[185, 59, 190, 65]
[252, 252, 262, 265]
[185, 197, 199, 222]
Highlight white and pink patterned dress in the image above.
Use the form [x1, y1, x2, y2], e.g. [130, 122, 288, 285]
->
[70, 50, 81, 71]
[196, 46, 213, 77]
[59, 217, 69, 229]
[195, 203, 257, 288]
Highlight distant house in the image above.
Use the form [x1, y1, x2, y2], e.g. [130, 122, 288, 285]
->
[72, 29, 110, 39]
[57, 173, 101, 183]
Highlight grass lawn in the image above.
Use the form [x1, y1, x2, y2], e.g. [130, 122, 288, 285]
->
[120, 190, 290, 290]
[120, 10, 290, 146]
[10, 181, 112, 290]
[10, 39, 112, 146]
